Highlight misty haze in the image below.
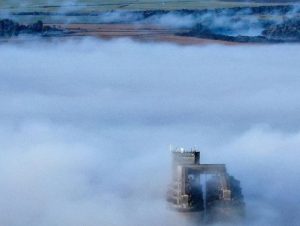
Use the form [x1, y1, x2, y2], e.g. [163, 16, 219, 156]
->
[1, 0, 300, 226]
[0, 39, 299, 226]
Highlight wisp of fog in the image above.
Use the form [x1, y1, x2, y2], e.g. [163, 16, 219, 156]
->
[0, 39, 300, 226]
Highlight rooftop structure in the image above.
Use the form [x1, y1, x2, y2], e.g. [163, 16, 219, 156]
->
[167, 148, 244, 222]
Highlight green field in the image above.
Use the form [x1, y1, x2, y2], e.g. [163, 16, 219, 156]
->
[0, 0, 296, 24]
[0, 0, 294, 12]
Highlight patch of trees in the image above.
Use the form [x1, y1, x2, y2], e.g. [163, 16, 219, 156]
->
[0, 19, 62, 37]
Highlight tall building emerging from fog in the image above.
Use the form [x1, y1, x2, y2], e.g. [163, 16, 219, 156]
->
[167, 148, 244, 223]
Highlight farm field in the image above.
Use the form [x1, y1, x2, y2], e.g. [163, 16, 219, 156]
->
[44, 23, 237, 45]
[0, 0, 295, 13]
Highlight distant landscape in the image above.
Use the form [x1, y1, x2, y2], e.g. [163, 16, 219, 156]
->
[1, 0, 300, 44]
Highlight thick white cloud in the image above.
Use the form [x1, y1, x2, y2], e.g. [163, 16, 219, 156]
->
[0, 39, 300, 226]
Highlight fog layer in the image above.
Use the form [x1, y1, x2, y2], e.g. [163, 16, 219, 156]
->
[0, 39, 300, 226]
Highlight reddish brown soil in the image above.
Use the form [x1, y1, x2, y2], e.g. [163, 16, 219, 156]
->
[47, 23, 237, 45]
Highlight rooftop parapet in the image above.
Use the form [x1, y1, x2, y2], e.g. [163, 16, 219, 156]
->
[171, 147, 200, 165]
